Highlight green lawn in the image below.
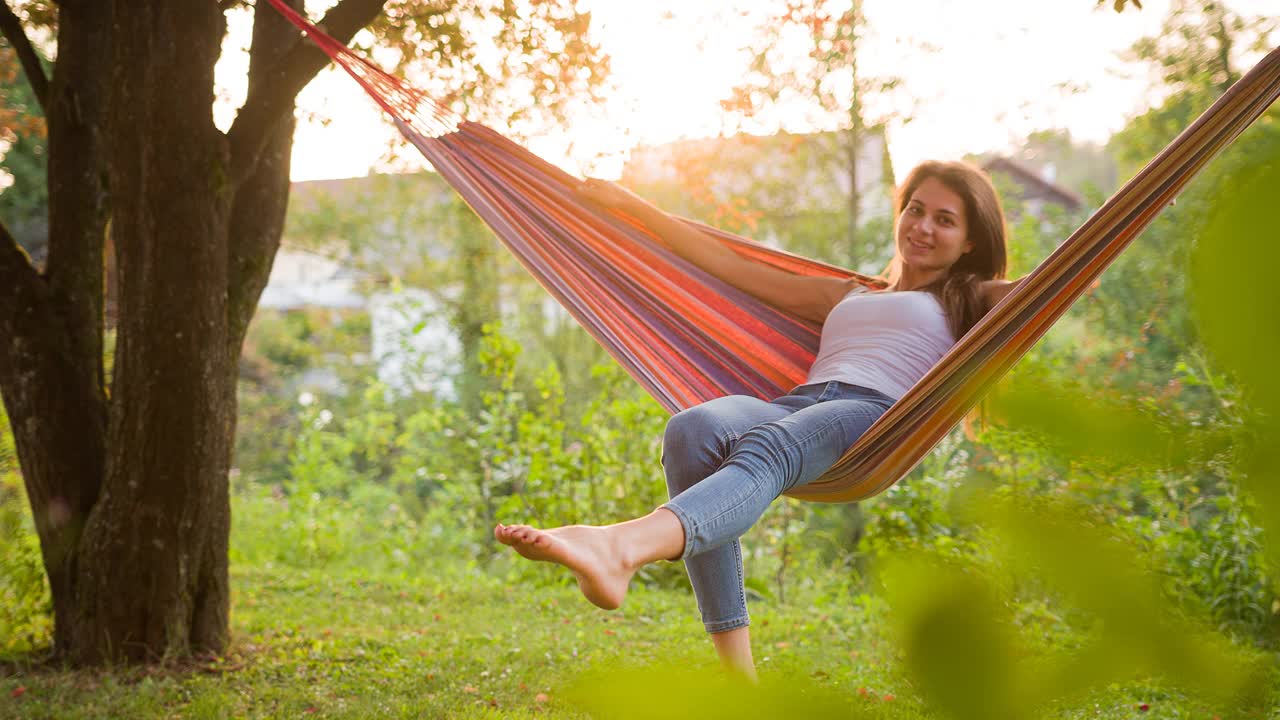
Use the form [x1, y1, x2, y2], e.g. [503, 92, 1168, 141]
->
[2, 556, 1273, 719]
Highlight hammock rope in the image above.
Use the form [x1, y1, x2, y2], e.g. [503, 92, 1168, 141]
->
[268, 0, 1280, 502]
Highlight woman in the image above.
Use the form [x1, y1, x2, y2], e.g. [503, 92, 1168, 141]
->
[494, 160, 1021, 679]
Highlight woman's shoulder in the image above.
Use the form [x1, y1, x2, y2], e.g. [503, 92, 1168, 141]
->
[979, 278, 1023, 311]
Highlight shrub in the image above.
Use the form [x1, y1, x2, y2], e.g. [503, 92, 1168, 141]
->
[0, 407, 53, 655]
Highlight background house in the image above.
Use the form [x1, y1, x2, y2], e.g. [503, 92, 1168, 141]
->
[259, 174, 462, 398]
[981, 156, 1085, 220]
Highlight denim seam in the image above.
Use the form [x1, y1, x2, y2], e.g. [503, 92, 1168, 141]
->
[660, 500, 697, 561]
[733, 540, 746, 626]
[705, 616, 750, 634]
[699, 539, 750, 633]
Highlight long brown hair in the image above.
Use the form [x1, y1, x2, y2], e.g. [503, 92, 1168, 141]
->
[885, 160, 1008, 338]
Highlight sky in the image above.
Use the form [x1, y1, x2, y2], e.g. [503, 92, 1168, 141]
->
[212, 0, 1277, 183]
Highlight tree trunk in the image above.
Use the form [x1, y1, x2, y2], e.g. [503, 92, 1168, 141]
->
[457, 223, 499, 414]
[845, 0, 862, 268]
[67, 1, 235, 663]
[846, 127, 860, 267]
[0, 0, 385, 666]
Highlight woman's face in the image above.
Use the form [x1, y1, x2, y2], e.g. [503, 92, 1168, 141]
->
[895, 176, 973, 273]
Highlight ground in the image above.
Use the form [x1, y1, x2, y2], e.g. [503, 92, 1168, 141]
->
[1, 559, 1267, 719]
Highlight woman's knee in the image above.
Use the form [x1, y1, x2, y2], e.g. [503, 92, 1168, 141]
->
[662, 400, 745, 493]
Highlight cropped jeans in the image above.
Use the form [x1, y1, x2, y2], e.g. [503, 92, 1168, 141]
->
[659, 381, 894, 634]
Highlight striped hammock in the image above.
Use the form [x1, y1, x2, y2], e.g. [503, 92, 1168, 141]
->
[268, 0, 1280, 503]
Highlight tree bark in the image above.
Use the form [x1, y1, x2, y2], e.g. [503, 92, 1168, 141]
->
[229, 0, 302, 355]
[67, 0, 234, 663]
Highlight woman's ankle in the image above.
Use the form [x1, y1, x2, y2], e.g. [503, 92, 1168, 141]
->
[608, 509, 686, 569]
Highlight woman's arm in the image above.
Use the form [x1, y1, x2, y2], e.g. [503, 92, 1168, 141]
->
[578, 179, 857, 323]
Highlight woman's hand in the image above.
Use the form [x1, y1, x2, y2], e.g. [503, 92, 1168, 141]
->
[577, 177, 648, 212]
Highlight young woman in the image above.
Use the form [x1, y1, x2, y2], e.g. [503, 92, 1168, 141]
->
[494, 160, 1022, 679]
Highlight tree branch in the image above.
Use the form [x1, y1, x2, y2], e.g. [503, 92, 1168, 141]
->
[0, 216, 45, 332]
[226, 0, 304, 353]
[0, 1, 49, 114]
[225, 0, 387, 185]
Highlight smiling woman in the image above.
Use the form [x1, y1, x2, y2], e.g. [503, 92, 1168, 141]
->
[498, 158, 1021, 679]
[885, 160, 1015, 339]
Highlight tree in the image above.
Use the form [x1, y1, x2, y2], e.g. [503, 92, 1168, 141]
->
[1109, 0, 1274, 179]
[721, 0, 905, 268]
[1090, 0, 1276, 392]
[0, 0, 605, 664]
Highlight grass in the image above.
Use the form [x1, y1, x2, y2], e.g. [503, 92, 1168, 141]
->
[0, 562, 912, 719]
[2, 551, 1275, 719]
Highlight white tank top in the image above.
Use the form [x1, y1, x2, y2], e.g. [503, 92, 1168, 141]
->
[804, 287, 955, 400]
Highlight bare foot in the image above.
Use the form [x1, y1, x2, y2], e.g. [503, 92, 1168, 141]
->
[494, 523, 635, 610]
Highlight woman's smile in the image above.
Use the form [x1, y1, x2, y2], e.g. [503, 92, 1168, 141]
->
[905, 235, 933, 252]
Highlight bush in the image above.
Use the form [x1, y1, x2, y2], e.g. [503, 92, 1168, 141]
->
[0, 407, 53, 655]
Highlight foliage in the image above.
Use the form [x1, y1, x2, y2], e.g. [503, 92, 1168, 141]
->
[1109, 0, 1275, 180]
[724, 0, 906, 131]
[360, 0, 610, 139]
[283, 172, 614, 415]
[0, 407, 52, 655]
[0, 42, 48, 260]
[1188, 136, 1280, 579]
[235, 307, 372, 486]
[1101, 0, 1142, 12]
[883, 489, 1270, 720]
[230, 473, 424, 575]
[857, 433, 980, 565]
[720, 0, 909, 267]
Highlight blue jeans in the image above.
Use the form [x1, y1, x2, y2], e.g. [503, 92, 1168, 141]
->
[659, 381, 894, 634]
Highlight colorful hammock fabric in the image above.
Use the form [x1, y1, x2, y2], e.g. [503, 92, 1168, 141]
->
[268, 0, 1280, 503]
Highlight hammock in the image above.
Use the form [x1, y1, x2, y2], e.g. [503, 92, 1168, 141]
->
[268, 0, 1280, 503]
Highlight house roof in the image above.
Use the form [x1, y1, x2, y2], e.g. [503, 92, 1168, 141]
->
[981, 156, 1084, 211]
